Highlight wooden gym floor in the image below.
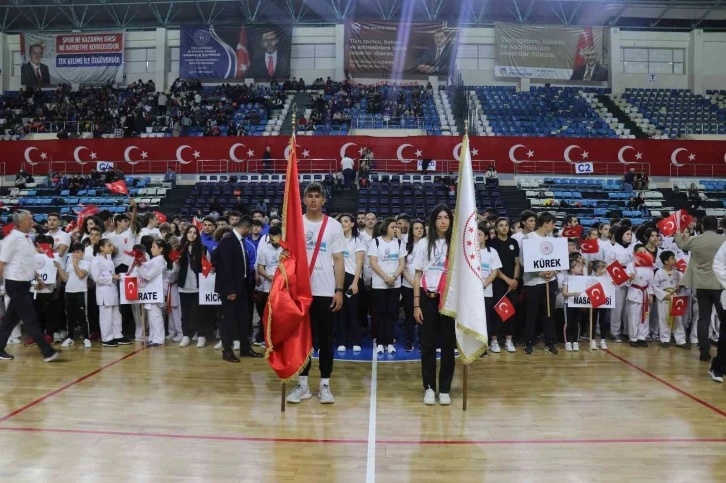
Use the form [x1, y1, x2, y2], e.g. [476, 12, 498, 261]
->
[0, 341, 725, 482]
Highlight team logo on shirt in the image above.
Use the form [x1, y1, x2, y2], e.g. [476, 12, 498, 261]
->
[138, 277, 148, 289]
[540, 241, 554, 255]
[36, 257, 45, 270]
[305, 230, 327, 253]
[509, 244, 515, 251]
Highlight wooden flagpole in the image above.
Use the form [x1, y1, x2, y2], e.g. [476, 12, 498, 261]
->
[589, 306, 594, 351]
[463, 364, 468, 411]
[545, 281, 551, 317]
[281, 382, 286, 412]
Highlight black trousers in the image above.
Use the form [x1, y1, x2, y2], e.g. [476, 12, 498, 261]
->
[0, 280, 55, 358]
[180, 292, 213, 339]
[34, 292, 61, 335]
[696, 289, 726, 358]
[115, 264, 135, 337]
[338, 272, 360, 347]
[593, 308, 610, 339]
[302, 296, 334, 379]
[65, 292, 89, 340]
[220, 289, 250, 353]
[357, 280, 370, 330]
[420, 294, 456, 393]
[254, 292, 269, 344]
[401, 286, 417, 344]
[372, 287, 401, 346]
[524, 280, 557, 345]
[565, 306, 581, 343]
[87, 287, 100, 335]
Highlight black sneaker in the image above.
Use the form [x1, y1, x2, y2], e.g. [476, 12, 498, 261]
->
[700, 353, 712, 362]
[545, 343, 558, 355]
[709, 369, 724, 383]
[115, 337, 132, 345]
[404, 341, 414, 353]
[637, 340, 649, 348]
[661, 342, 670, 348]
[43, 350, 61, 363]
[0, 350, 14, 360]
[677, 343, 692, 350]
[524, 343, 534, 355]
[102, 340, 119, 347]
[630, 341, 639, 347]
[480, 350, 488, 358]
[612, 335, 622, 343]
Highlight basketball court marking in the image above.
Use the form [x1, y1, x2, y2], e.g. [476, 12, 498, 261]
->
[366, 343, 378, 483]
[605, 349, 726, 418]
[0, 347, 146, 423]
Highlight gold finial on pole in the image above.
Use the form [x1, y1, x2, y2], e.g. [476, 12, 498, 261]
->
[464, 119, 469, 136]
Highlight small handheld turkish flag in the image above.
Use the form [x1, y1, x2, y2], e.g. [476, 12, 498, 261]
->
[634, 251, 654, 267]
[105, 180, 129, 196]
[657, 213, 678, 237]
[674, 259, 688, 273]
[607, 260, 629, 286]
[494, 294, 515, 322]
[201, 256, 213, 277]
[125, 276, 138, 301]
[580, 239, 599, 254]
[561, 225, 583, 238]
[64, 219, 76, 233]
[132, 248, 147, 264]
[192, 216, 203, 231]
[677, 210, 694, 231]
[169, 249, 181, 263]
[153, 211, 167, 223]
[38, 243, 54, 259]
[585, 282, 607, 308]
[670, 295, 688, 316]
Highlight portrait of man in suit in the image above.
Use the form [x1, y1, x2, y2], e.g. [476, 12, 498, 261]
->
[416, 29, 453, 75]
[570, 47, 609, 82]
[21, 43, 51, 88]
[249, 30, 290, 80]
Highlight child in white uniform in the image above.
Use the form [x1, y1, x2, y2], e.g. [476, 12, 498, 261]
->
[653, 250, 689, 348]
[136, 239, 172, 347]
[606, 226, 634, 342]
[91, 238, 124, 346]
[626, 244, 655, 346]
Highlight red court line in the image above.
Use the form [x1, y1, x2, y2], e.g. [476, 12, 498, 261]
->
[0, 347, 145, 423]
[605, 349, 726, 418]
[0, 427, 724, 446]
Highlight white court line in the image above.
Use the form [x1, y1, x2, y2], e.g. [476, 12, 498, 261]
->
[365, 344, 378, 483]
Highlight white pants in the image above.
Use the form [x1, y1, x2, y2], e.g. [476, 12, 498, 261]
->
[132, 304, 144, 340]
[99, 305, 122, 342]
[611, 286, 628, 337]
[168, 304, 182, 336]
[657, 299, 686, 345]
[627, 300, 650, 341]
[145, 304, 165, 344]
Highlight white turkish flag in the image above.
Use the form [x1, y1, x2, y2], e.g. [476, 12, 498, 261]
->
[441, 135, 488, 363]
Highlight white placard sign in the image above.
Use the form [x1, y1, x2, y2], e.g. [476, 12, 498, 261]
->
[575, 162, 594, 174]
[97, 161, 114, 172]
[199, 273, 222, 305]
[523, 237, 569, 273]
[33, 254, 58, 285]
[566, 276, 615, 308]
[120, 273, 164, 304]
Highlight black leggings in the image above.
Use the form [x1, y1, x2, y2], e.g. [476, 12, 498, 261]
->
[65, 292, 90, 340]
[372, 288, 401, 346]
[401, 286, 418, 344]
[565, 306, 581, 343]
[338, 272, 360, 347]
[301, 296, 335, 378]
[420, 294, 456, 393]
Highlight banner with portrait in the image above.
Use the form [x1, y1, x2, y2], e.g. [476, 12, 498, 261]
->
[20, 32, 124, 88]
[180, 25, 292, 80]
[345, 21, 459, 76]
[495, 23, 609, 82]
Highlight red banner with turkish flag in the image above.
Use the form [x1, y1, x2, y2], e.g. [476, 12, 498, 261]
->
[675, 259, 688, 273]
[201, 256, 213, 277]
[494, 294, 515, 323]
[670, 296, 688, 316]
[124, 276, 138, 301]
[607, 260, 629, 286]
[580, 239, 599, 254]
[560, 225, 583, 238]
[585, 282, 607, 308]
[105, 180, 128, 195]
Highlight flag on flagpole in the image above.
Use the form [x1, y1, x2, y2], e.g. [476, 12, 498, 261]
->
[573, 27, 594, 69]
[235, 26, 251, 78]
[263, 132, 314, 381]
[440, 134, 488, 363]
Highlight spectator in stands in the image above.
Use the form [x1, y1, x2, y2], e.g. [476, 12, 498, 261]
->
[623, 168, 636, 193]
[485, 165, 498, 187]
[114, 168, 124, 182]
[14, 170, 28, 189]
[157, 92, 167, 115]
[90, 168, 100, 185]
[209, 197, 223, 215]
[164, 167, 177, 188]
[689, 183, 702, 209]
[254, 200, 268, 216]
[263, 147, 272, 172]
[341, 153, 355, 190]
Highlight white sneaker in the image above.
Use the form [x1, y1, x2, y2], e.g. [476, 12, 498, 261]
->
[233, 340, 240, 350]
[337, 345, 346, 352]
[600, 340, 608, 350]
[197, 336, 206, 348]
[439, 393, 451, 406]
[179, 336, 190, 348]
[286, 384, 312, 404]
[172, 335, 183, 342]
[590, 340, 598, 350]
[423, 388, 436, 406]
[436, 348, 441, 353]
[505, 340, 516, 353]
[319, 384, 335, 404]
[387, 344, 396, 354]
[353, 345, 362, 352]
[7, 337, 21, 345]
[454, 348, 459, 355]
[490, 341, 501, 353]
[573, 342, 580, 352]
[166, 333, 175, 340]
[565, 342, 573, 352]
[214, 341, 223, 350]
[83, 339, 92, 348]
[61, 338, 74, 348]
[376, 344, 384, 354]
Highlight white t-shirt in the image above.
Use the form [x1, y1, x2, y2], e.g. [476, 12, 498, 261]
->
[65, 259, 90, 293]
[402, 240, 420, 289]
[341, 156, 354, 171]
[48, 228, 71, 252]
[413, 238, 448, 292]
[343, 235, 366, 276]
[107, 228, 135, 267]
[359, 231, 374, 282]
[304, 216, 346, 297]
[479, 246, 502, 298]
[257, 242, 282, 293]
[32, 253, 65, 294]
[140, 227, 161, 239]
[368, 237, 405, 289]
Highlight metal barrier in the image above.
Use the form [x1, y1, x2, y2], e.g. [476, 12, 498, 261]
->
[20, 160, 181, 176]
[669, 163, 726, 178]
[24, 121, 93, 134]
[513, 160, 650, 178]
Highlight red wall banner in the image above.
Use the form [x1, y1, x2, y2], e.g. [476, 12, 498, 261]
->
[6, 136, 726, 177]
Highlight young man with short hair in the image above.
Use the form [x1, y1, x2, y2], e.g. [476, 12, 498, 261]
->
[200, 216, 218, 252]
[396, 213, 411, 243]
[47, 212, 71, 257]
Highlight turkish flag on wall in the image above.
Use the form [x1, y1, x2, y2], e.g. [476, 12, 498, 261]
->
[125, 276, 138, 301]
[494, 294, 515, 322]
[607, 260, 629, 286]
[105, 180, 128, 195]
[561, 225, 583, 238]
[670, 296, 688, 316]
[573, 27, 594, 69]
[201, 256, 213, 277]
[585, 282, 607, 308]
[580, 239, 599, 254]
[235, 26, 251, 78]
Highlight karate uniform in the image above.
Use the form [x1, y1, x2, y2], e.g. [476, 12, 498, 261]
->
[653, 268, 686, 345]
[136, 255, 167, 345]
[606, 243, 632, 338]
[90, 254, 122, 343]
[626, 262, 654, 342]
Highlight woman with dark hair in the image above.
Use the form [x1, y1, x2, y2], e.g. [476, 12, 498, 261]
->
[176, 224, 211, 348]
[413, 204, 454, 406]
[401, 219, 425, 352]
[79, 215, 103, 241]
[478, 222, 502, 355]
[337, 214, 366, 353]
[606, 225, 634, 342]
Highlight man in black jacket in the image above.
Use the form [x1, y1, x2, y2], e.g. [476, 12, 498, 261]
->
[21, 44, 51, 88]
[570, 47, 609, 82]
[248, 30, 290, 80]
[213, 215, 263, 362]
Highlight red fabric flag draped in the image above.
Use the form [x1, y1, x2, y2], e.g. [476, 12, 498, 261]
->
[201, 256, 212, 277]
[677, 210, 694, 231]
[585, 282, 607, 308]
[634, 251, 654, 267]
[263, 134, 314, 381]
[607, 260, 629, 286]
[494, 294, 515, 323]
[192, 216, 203, 231]
[674, 259, 688, 273]
[125, 276, 138, 301]
[169, 249, 181, 263]
[106, 180, 128, 195]
[235, 26, 251, 78]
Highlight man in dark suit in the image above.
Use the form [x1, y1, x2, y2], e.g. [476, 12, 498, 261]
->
[570, 47, 608, 82]
[213, 215, 263, 362]
[249, 30, 290, 80]
[416, 30, 453, 75]
[21, 43, 51, 88]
